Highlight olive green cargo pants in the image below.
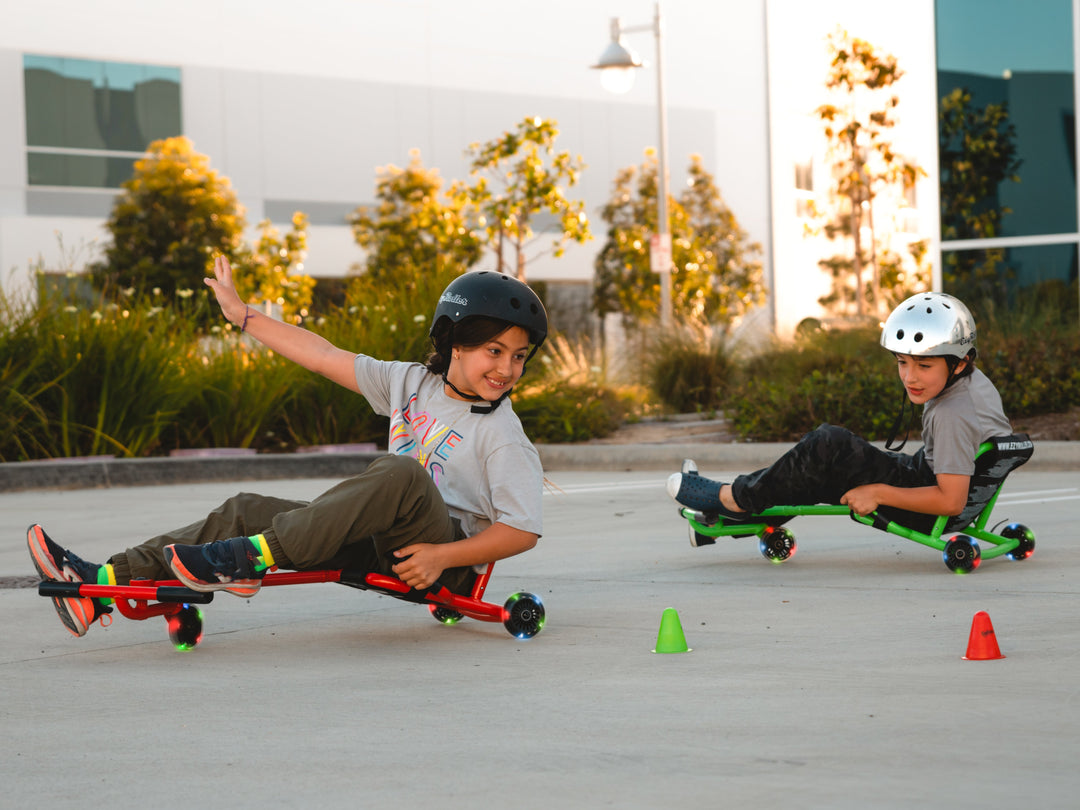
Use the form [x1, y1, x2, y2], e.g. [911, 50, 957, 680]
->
[109, 455, 473, 593]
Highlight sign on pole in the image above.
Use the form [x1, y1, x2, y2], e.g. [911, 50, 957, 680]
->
[649, 233, 672, 274]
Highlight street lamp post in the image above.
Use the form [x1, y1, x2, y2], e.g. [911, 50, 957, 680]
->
[592, 1, 673, 328]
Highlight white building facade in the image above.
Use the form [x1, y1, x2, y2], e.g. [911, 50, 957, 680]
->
[1, 0, 1075, 336]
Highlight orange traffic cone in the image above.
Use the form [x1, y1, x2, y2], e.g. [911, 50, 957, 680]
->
[963, 610, 1005, 660]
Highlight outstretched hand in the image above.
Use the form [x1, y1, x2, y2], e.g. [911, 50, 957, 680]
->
[204, 255, 247, 327]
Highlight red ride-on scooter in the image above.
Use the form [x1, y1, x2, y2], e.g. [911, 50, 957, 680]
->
[38, 563, 545, 650]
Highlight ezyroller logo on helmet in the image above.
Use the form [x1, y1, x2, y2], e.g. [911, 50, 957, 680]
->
[439, 292, 469, 306]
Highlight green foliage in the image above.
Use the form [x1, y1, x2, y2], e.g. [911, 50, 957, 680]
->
[344, 259, 462, 366]
[0, 281, 204, 461]
[169, 340, 303, 452]
[513, 383, 641, 444]
[725, 328, 902, 442]
[937, 87, 1022, 303]
[455, 117, 590, 281]
[348, 151, 481, 289]
[973, 296, 1080, 417]
[92, 136, 247, 297]
[238, 212, 315, 324]
[718, 307, 1080, 442]
[0, 289, 54, 460]
[593, 152, 765, 331]
[815, 28, 928, 318]
[645, 323, 736, 413]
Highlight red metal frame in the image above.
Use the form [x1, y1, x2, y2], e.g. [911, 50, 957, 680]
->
[39, 563, 507, 624]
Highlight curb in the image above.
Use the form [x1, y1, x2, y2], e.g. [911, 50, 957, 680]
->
[0, 452, 381, 493]
[1, 441, 1078, 492]
[537, 441, 1080, 473]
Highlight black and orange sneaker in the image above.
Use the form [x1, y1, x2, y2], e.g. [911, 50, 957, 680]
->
[164, 537, 267, 597]
[27, 524, 112, 637]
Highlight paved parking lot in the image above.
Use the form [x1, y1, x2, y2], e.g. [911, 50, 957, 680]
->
[2, 461, 1078, 808]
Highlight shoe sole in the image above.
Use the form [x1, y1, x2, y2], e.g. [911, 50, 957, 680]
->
[27, 525, 93, 637]
[27, 524, 65, 581]
[163, 545, 261, 598]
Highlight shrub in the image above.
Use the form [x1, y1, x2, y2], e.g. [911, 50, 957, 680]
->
[514, 383, 643, 444]
[644, 324, 735, 413]
[92, 137, 246, 298]
[725, 328, 901, 442]
[0, 284, 201, 460]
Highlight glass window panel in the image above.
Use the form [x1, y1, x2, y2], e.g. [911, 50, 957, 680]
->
[942, 242, 1078, 305]
[23, 55, 180, 187]
[936, 0, 1076, 238]
[28, 152, 138, 189]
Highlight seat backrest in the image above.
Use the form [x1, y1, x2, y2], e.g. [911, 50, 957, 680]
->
[945, 433, 1034, 531]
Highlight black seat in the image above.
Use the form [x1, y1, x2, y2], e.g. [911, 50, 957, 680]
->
[943, 433, 1034, 531]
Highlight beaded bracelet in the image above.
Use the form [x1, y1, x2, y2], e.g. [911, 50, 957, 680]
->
[240, 305, 252, 333]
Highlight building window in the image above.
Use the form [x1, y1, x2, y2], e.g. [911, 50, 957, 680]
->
[936, 0, 1077, 303]
[23, 55, 182, 189]
[794, 158, 814, 217]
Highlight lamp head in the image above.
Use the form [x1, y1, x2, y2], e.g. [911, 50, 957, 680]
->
[592, 17, 643, 94]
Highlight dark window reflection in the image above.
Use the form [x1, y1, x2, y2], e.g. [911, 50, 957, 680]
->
[943, 242, 1078, 311]
[936, 0, 1076, 238]
[23, 55, 181, 187]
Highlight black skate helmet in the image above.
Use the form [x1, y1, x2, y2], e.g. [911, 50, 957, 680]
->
[429, 271, 548, 413]
[430, 271, 548, 356]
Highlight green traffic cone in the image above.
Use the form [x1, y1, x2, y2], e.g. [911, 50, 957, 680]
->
[653, 607, 691, 653]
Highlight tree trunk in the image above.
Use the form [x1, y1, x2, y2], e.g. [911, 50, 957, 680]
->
[850, 192, 864, 317]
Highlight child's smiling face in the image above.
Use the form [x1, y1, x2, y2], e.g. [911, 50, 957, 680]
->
[895, 354, 963, 404]
[445, 326, 531, 402]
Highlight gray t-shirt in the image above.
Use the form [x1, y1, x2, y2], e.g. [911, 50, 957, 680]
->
[922, 367, 1012, 475]
[354, 355, 543, 539]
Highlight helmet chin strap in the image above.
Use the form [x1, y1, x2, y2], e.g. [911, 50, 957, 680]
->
[441, 374, 506, 414]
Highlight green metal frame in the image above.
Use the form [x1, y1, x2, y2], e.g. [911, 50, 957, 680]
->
[680, 440, 1034, 566]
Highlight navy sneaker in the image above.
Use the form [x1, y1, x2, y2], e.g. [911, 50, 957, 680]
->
[666, 472, 749, 520]
[27, 524, 112, 637]
[164, 537, 268, 597]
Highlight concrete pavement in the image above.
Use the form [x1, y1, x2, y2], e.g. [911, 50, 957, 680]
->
[1, 449, 1079, 808]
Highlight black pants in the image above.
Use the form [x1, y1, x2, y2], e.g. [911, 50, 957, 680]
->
[730, 424, 939, 533]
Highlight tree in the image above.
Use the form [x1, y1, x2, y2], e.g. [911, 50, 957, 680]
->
[938, 87, 1022, 302]
[593, 151, 765, 332]
[92, 136, 246, 296]
[815, 28, 927, 318]
[237, 212, 315, 324]
[348, 150, 481, 290]
[455, 117, 590, 281]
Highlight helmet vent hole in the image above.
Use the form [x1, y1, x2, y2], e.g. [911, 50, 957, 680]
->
[913, 332, 924, 343]
[895, 329, 905, 339]
[509, 297, 521, 310]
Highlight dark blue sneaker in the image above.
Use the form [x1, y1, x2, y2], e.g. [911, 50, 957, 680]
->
[666, 472, 749, 520]
[164, 537, 268, 597]
[27, 524, 112, 637]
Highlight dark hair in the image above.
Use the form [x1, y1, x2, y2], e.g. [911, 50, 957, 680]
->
[945, 349, 977, 384]
[425, 315, 524, 375]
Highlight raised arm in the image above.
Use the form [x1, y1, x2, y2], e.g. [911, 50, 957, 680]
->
[205, 255, 360, 392]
